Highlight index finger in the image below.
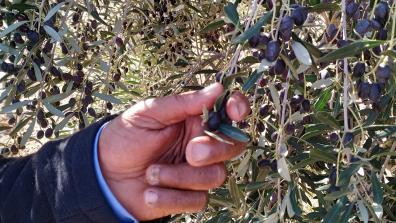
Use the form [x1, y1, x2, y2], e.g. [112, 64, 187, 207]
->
[123, 83, 224, 128]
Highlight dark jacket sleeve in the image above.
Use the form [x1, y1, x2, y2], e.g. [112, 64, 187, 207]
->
[0, 116, 121, 223]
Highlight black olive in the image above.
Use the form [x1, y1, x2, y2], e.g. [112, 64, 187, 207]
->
[45, 128, 53, 138]
[353, 62, 366, 78]
[355, 19, 371, 36]
[26, 30, 39, 45]
[265, 41, 280, 62]
[279, 16, 294, 40]
[207, 111, 221, 131]
[291, 5, 308, 26]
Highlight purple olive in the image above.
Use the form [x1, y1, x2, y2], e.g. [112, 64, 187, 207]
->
[326, 24, 338, 41]
[259, 105, 271, 117]
[346, 2, 359, 17]
[329, 132, 338, 143]
[376, 65, 391, 83]
[249, 33, 260, 48]
[374, 1, 389, 21]
[369, 83, 381, 102]
[329, 168, 337, 185]
[207, 111, 221, 131]
[376, 28, 388, 40]
[265, 41, 280, 62]
[355, 19, 371, 36]
[273, 59, 287, 75]
[279, 16, 294, 40]
[26, 30, 39, 44]
[291, 5, 308, 26]
[301, 99, 310, 113]
[353, 62, 365, 78]
[358, 82, 370, 99]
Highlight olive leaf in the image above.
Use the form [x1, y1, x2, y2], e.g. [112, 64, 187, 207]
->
[232, 11, 273, 44]
[218, 124, 250, 143]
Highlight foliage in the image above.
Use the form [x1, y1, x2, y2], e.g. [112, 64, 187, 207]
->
[1, 0, 396, 222]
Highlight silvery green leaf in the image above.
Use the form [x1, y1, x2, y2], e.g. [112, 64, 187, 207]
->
[218, 124, 250, 143]
[81, 112, 89, 128]
[290, 111, 304, 122]
[372, 202, 383, 219]
[371, 172, 383, 204]
[44, 2, 65, 22]
[292, 41, 312, 65]
[280, 192, 287, 219]
[0, 43, 17, 54]
[0, 21, 28, 38]
[43, 101, 64, 117]
[224, 3, 239, 26]
[357, 200, 369, 223]
[258, 132, 266, 147]
[20, 118, 35, 146]
[236, 151, 251, 177]
[263, 213, 279, 223]
[0, 86, 12, 102]
[311, 78, 333, 90]
[269, 83, 280, 113]
[32, 62, 42, 81]
[92, 92, 122, 104]
[0, 100, 30, 113]
[44, 25, 62, 42]
[204, 130, 234, 145]
[54, 113, 74, 132]
[285, 188, 295, 218]
[279, 143, 288, 157]
[257, 59, 274, 73]
[278, 157, 291, 181]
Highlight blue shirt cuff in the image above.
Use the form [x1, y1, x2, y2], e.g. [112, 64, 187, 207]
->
[93, 122, 139, 223]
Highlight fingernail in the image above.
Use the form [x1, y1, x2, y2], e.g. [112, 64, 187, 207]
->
[230, 99, 241, 118]
[192, 144, 211, 163]
[147, 165, 160, 185]
[201, 83, 222, 95]
[144, 190, 158, 206]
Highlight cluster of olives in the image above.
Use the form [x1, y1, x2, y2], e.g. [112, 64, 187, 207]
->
[206, 95, 231, 132]
[0, 2, 130, 155]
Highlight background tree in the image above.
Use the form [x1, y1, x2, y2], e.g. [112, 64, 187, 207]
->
[1, 0, 395, 222]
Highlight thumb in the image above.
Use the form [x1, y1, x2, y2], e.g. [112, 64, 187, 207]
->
[125, 83, 224, 126]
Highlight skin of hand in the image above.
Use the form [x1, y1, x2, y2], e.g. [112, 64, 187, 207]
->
[98, 83, 251, 221]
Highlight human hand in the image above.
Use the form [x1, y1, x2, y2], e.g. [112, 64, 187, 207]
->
[98, 83, 250, 221]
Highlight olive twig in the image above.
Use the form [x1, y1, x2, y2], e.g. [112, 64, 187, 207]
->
[341, 0, 352, 163]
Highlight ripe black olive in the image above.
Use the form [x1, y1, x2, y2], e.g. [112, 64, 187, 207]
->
[355, 19, 371, 36]
[291, 5, 308, 26]
[353, 62, 365, 78]
[265, 41, 280, 62]
[26, 30, 39, 44]
[36, 130, 44, 139]
[45, 128, 53, 138]
[376, 65, 391, 83]
[207, 111, 221, 131]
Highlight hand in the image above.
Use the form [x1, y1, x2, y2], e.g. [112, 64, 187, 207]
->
[98, 83, 250, 221]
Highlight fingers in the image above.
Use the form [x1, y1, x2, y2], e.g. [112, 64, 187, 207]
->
[226, 91, 251, 122]
[146, 163, 226, 190]
[144, 188, 207, 214]
[124, 83, 224, 127]
[186, 136, 246, 167]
